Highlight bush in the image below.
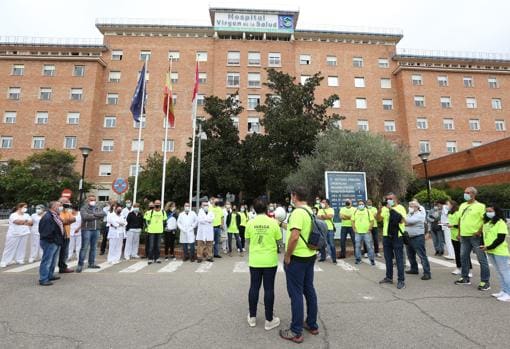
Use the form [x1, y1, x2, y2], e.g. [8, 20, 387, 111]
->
[445, 184, 510, 208]
[413, 188, 450, 206]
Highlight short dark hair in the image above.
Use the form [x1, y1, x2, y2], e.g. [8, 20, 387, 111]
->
[289, 185, 309, 202]
[252, 197, 268, 214]
[321, 198, 330, 205]
[484, 203, 505, 224]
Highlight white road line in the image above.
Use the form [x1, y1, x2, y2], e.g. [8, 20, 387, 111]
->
[405, 260, 423, 270]
[158, 260, 183, 273]
[471, 259, 480, 266]
[119, 261, 148, 273]
[361, 258, 386, 270]
[233, 261, 249, 273]
[427, 257, 457, 268]
[5, 262, 41, 273]
[84, 261, 114, 273]
[314, 264, 323, 272]
[195, 261, 213, 273]
[336, 260, 358, 272]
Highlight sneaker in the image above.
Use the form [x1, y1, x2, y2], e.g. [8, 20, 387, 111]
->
[444, 255, 455, 260]
[421, 274, 431, 280]
[28, 258, 35, 264]
[355, 260, 361, 265]
[363, 253, 368, 258]
[16, 261, 25, 265]
[39, 281, 53, 286]
[88, 265, 101, 269]
[75, 265, 82, 273]
[0, 263, 7, 268]
[303, 323, 319, 335]
[478, 282, 491, 291]
[156, 259, 162, 264]
[405, 270, 419, 275]
[370, 260, 375, 266]
[492, 291, 505, 298]
[497, 293, 510, 302]
[454, 278, 471, 285]
[196, 259, 203, 263]
[379, 278, 393, 284]
[125, 257, 130, 261]
[451, 268, 461, 275]
[247, 314, 256, 327]
[214, 255, 222, 259]
[165, 257, 169, 261]
[133, 255, 140, 259]
[376, 253, 382, 258]
[148, 261, 153, 265]
[265, 317, 280, 331]
[397, 281, 406, 289]
[279, 328, 304, 344]
[242, 248, 246, 252]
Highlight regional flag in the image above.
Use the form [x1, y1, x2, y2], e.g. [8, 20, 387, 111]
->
[191, 60, 199, 102]
[163, 71, 175, 128]
[130, 63, 146, 122]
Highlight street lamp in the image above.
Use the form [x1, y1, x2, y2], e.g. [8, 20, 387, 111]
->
[195, 122, 207, 211]
[418, 151, 431, 209]
[78, 146, 93, 207]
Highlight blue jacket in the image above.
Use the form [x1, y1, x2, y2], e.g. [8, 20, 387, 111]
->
[39, 211, 64, 245]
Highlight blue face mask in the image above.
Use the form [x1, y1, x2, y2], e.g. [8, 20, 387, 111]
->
[358, 205, 365, 210]
[486, 212, 495, 219]
[463, 193, 471, 201]
[387, 200, 395, 207]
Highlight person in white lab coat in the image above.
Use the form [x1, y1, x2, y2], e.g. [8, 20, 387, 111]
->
[121, 200, 132, 219]
[196, 202, 214, 263]
[68, 207, 82, 261]
[29, 204, 45, 263]
[178, 202, 198, 262]
[440, 201, 455, 260]
[107, 204, 127, 264]
[0, 203, 32, 267]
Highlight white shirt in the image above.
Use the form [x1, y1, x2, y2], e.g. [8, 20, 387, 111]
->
[196, 209, 214, 241]
[178, 211, 198, 243]
[107, 212, 127, 239]
[70, 212, 82, 236]
[8, 212, 31, 236]
[167, 215, 177, 231]
[30, 213, 43, 235]
[121, 207, 132, 219]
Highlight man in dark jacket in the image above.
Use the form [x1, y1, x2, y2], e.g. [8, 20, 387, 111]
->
[76, 195, 106, 272]
[38, 201, 64, 286]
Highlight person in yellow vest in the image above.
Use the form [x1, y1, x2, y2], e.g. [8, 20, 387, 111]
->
[377, 192, 407, 290]
[143, 200, 167, 264]
[339, 200, 356, 258]
[210, 197, 224, 258]
[447, 200, 472, 276]
[481, 204, 510, 302]
[226, 205, 243, 257]
[280, 185, 319, 344]
[364, 199, 381, 257]
[454, 186, 490, 290]
[317, 198, 336, 263]
[352, 200, 375, 265]
[245, 197, 282, 330]
[238, 205, 249, 252]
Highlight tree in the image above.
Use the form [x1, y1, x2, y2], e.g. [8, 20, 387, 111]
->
[0, 149, 84, 207]
[284, 129, 412, 202]
[413, 188, 450, 206]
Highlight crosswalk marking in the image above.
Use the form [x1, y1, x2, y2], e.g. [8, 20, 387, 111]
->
[427, 257, 457, 268]
[84, 261, 113, 273]
[233, 261, 249, 273]
[336, 260, 358, 272]
[314, 264, 323, 272]
[195, 261, 213, 273]
[158, 261, 183, 273]
[119, 261, 148, 273]
[405, 260, 423, 270]
[361, 259, 386, 270]
[5, 262, 41, 273]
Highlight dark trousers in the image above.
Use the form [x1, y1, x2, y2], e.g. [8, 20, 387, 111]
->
[249, 267, 277, 321]
[406, 234, 431, 275]
[239, 226, 246, 249]
[164, 230, 176, 257]
[452, 239, 472, 269]
[228, 233, 242, 253]
[284, 257, 318, 335]
[58, 237, 70, 271]
[147, 234, 161, 261]
[100, 226, 108, 254]
[182, 243, 195, 259]
[340, 226, 355, 257]
[383, 235, 405, 282]
[363, 227, 379, 254]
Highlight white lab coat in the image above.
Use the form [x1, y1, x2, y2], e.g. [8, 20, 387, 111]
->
[196, 209, 214, 242]
[178, 211, 198, 243]
[121, 207, 132, 220]
[106, 212, 126, 263]
[1, 212, 31, 266]
[68, 213, 82, 260]
[29, 213, 43, 261]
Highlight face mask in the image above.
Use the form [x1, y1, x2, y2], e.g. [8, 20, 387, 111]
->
[133, 208, 140, 213]
[463, 193, 471, 201]
[240, 207, 245, 212]
[269, 207, 274, 212]
[149, 206, 154, 210]
[316, 200, 320, 204]
[58, 207, 64, 212]
[486, 212, 495, 219]
[320, 203, 326, 209]
[345, 201, 351, 206]
[203, 207, 209, 213]
[387, 200, 395, 207]
[287, 207, 292, 212]
[184, 207, 190, 212]
[36, 209, 43, 214]
[367, 205, 373, 209]
[89, 201, 96, 207]
[126, 203, 132, 208]
[21, 207, 28, 213]
[358, 205, 365, 210]
[408, 207, 415, 214]
[443, 206, 449, 213]
[155, 205, 161, 209]
[116, 209, 122, 214]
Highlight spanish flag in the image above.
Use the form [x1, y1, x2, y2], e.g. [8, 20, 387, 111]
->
[163, 71, 175, 128]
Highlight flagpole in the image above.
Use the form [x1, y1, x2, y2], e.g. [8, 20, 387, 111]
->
[133, 57, 148, 205]
[188, 60, 198, 207]
[161, 60, 173, 208]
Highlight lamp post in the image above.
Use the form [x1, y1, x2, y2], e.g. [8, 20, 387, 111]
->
[78, 146, 92, 207]
[418, 151, 431, 209]
[195, 122, 207, 211]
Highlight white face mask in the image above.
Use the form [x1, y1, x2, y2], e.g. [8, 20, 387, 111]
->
[486, 212, 495, 219]
[320, 203, 326, 209]
[408, 207, 415, 214]
[133, 208, 140, 213]
[358, 205, 365, 210]
[21, 207, 28, 213]
[126, 203, 132, 208]
[58, 207, 64, 212]
[36, 209, 43, 214]
[240, 207, 245, 212]
[203, 206, 209, 213]
[89, 201, 96, 207]
[184, 206, 190, 212]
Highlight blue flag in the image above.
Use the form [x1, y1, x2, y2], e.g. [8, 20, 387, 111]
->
[130, 64, 146, 122]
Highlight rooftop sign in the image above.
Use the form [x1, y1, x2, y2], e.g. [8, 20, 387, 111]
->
[213, 12, 295, 33]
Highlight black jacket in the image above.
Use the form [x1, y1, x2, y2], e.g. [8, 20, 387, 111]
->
[126, 211, 144, 230]
[39, 211, 64, 246]
[226, 211, 241, 229]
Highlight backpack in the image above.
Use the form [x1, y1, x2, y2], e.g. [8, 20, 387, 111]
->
[295, 207, 328, 250]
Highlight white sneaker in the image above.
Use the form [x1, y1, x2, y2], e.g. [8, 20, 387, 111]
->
[125, 257, 130, 261]
[0, 262, 6, 268]
[133, 255, 140, 259]
[376, 253, 382, 258]
[16, 261, 25, 265]
[468, 272, 473, 278]
[265, 316, 280, 330]
[242, 248, 246, 252]
[444, 255, 455, 260]
[247, 314, 256, 327]
[28, 258, 35, 264]
[451, 268, 461, 275]
[492, 291, 505, 298]
[497, 293, 510, 302]
[363, 253, 368, 258]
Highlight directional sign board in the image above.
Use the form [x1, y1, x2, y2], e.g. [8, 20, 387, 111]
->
[325, 171, 367, 223]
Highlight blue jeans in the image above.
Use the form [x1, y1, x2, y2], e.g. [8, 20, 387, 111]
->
[319, 230, 336, 262]
[340, 226, 355, 257]
[39, 240, 60, 283]
[355, 233, 374, 262]
[363, 227, 380, 254]
[249, 267, 277, 321]
[383, 235, 405, 282]
[488, 254, 510, 294]
[79, 229, 99, 267]
[285, 257, 318, 335]
[228, 233, 242, 253]
[213, 227, 222, 256]
[431, 226, 445, 254]
[406, 235, 431, 275]
[461, 236, 490, 282]
[182, 243, 195, 259]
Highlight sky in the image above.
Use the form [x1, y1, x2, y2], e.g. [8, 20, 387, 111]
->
[1, 0, 510, 54]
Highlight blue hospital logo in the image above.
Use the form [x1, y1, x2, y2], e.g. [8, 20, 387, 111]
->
[279, 15, 293, 29]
